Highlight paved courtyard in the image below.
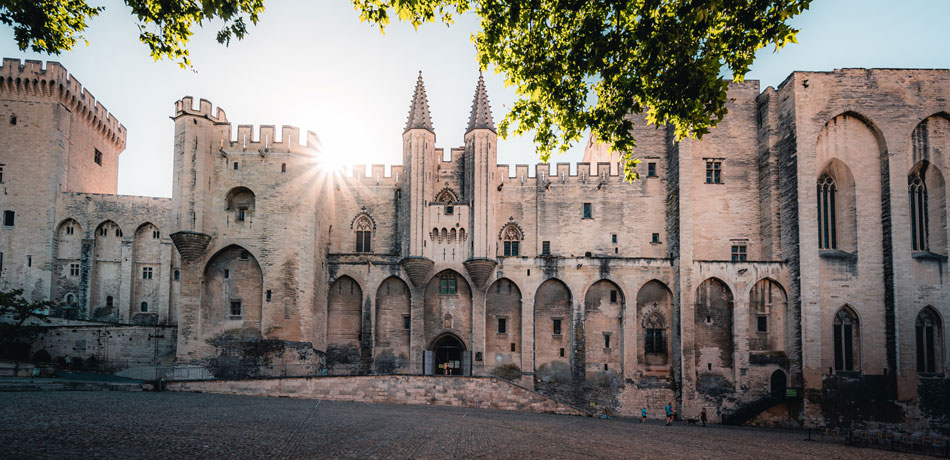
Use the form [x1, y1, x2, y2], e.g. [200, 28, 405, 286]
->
[0, 391, 927, 459]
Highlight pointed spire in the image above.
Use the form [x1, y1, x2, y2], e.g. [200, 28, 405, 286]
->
[466, 71, 495, 133]
[405, 71, 434, 133]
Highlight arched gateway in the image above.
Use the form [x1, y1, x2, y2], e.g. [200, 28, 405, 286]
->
[427, 333, 468, 376]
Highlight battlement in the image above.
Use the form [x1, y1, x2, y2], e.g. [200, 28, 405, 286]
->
[175, 96, 319, 154]
[346, 164, 405, 186]
[0, 58, 126, 149]
[495, 161, 629, 187]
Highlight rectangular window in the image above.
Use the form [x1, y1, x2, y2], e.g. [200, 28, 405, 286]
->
[223, 269, 229, 279]
[705, 159, 722, 184]
[439, 277, 457, 295]
[542, 241, 551, 256]
[230, 300, 242, 317]
[355, 231, 371, 253]
[174, 270, 180, 281]
[143, 267, 153, 279]
[240, 250, 249, 260]
[553, 319, 562, 335]
[0, 165, 4, 182]
[757, 315, 768, 333]
[94, 149, 102, 166]
[647, 162, 657, 177]
[559, 347, 565, 358]
[281, 163, 287, 173]
[583, 203, 592, 219]
[731, 244, 747, 262]
[26, 255, 31, 267]
[497, 318, 507, 334]
[70, 263, 79, 277]
[604, 334, 611, 349]
[609, 290, 617, 303]
[66, 225, 74, 235]
[115, 228, 122, 237]
[233, 162, 239, 170]
[3, 210, 14, 226]
[611, 234, 617, 244]
[510, 343, 516, 352]
[403, 315, 411, 330]
[152, 230, 160, 239]
[651, 233, 660, 244]
[237, 208, 246, 222]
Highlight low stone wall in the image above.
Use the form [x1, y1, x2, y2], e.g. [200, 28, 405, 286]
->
[31, 322, 177, 370]
[167, 375, 587, 416]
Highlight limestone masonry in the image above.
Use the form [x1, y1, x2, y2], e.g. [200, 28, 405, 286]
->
[1, 58, 948, 428]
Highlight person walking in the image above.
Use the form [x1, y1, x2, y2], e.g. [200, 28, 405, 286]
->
[665, 402, 673, 426]
[700, 407, 708, 427]
[641, 407, 647, 423]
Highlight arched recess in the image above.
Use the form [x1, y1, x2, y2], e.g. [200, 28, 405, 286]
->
[423, 270, 472, 350]
[52, 219, 82, 316]
[327, 276, 363, 370]
[202, 245, 263, 338]
[748, 278, 787, 353]
[637, 280, 673, 373]
[486, 278, 522, 369]
[91, 220, 123, 321]
[908, 160, 947, 255]
[816, 113, 886, 254]
[534, 278, 572, 370]
[816, 159, 857, 253]
[832, 305, 861, 372]
[225, 186, 255, 223]
[916, 306, 943, 374]
[131, 222, 162, 321]
[695, 278, 734, 378]
[584, 279, 624, 375]
[375, 276, 410, 373]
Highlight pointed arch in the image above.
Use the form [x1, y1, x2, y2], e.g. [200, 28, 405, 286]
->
[584, 279, 624, 374]
[375, 276, 411, 373]
[486, 278, 522, 368]
[916, 306, 943, 374]
[423, 269, 472, 349]
[908, 160, 946, 254]
[201, 245, 263, 338]
[833, 305, 860, 372]
[434, 187, 459, 204]
[499, 220, 524, 257]
[749, 278, 787, 353]
[534, 278, 573, 369]
[328, 276, 363, 370]
[225, 186, 255, 222]
[637, 280, 673, 370]
[132, 222, 163, 322]
[695, 277, 734, 374]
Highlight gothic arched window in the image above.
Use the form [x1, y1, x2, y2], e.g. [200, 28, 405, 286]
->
[354, 216, 372, 253]
[501, 224, 523, 257]
[817, 174, 837, 250]
[910, 173, 928, 251]
[435, 188, 458, 215]
[833, 307, 860, 372]
[645, 313, 666, 355]
[916, 307, 943, 374]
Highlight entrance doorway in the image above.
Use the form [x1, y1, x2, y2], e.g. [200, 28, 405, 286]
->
[432, 334, 465, 376]
[770, 369, 787, 396]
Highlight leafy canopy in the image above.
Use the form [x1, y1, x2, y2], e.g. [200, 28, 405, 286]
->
[0, 289, 54, 349]
[0, 1, 264, 68]
[353, 0, 810, 180]
[0, 1, 810, 179]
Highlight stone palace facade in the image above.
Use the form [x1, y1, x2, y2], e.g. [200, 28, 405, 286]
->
[1, 57, 948, 426]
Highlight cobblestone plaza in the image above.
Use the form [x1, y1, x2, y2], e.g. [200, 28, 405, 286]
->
[0, 392, 925, 459]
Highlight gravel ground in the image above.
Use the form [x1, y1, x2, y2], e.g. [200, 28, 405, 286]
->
[0, 391, 929, 460]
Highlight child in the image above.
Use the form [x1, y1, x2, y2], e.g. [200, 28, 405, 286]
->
[641, 407, 647, 423]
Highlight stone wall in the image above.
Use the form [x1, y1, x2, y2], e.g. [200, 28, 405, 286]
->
[31, 322, 177, 370]
[167, 375, 586, 416]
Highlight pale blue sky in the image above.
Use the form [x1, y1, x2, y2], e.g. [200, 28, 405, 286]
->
[1, 0, 948, 197]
